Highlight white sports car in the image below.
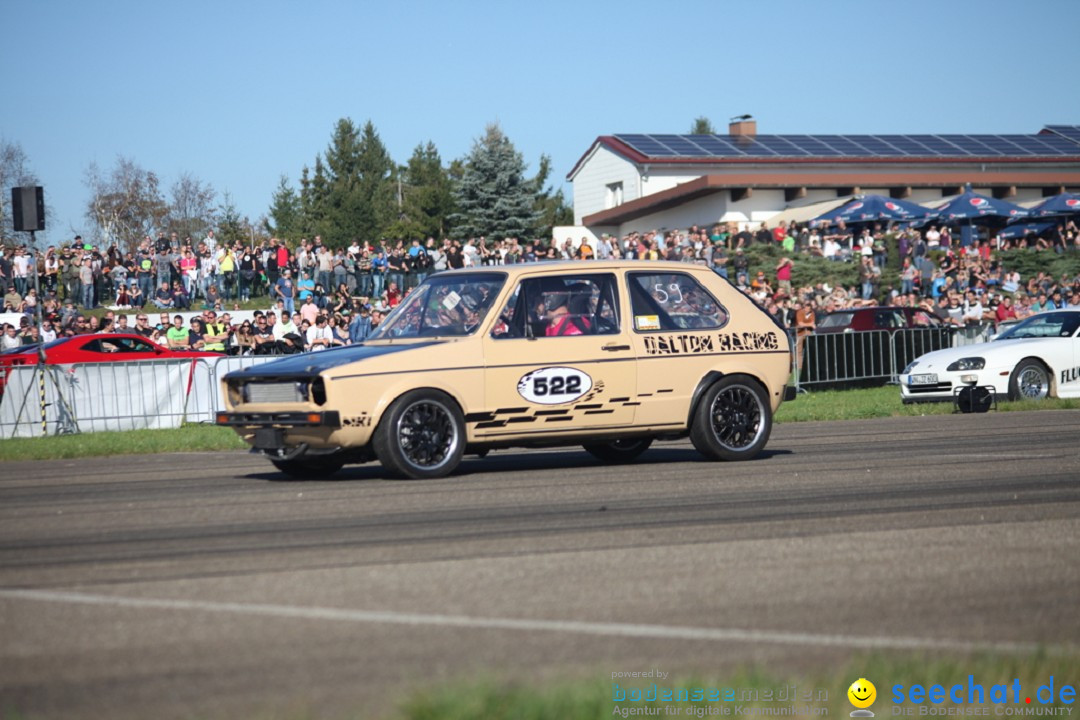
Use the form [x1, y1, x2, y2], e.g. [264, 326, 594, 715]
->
[900, 309, 1080, 403]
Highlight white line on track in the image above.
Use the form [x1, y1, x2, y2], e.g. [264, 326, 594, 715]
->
[0, 588, 1066, 655]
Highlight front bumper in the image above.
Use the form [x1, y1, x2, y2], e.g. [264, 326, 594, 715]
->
[215, 411, 341, 428]
[899, 372, 1008, 402]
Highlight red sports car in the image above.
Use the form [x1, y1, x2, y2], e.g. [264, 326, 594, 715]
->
[0, 333, 221, 394]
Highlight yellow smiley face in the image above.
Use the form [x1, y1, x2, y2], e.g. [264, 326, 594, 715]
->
[848, 678, 877, 708]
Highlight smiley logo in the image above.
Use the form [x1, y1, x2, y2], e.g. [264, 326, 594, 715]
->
[848, 678, 876, 716]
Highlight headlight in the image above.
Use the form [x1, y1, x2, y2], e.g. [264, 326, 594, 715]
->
[947, 357, 985, 371]
[903, 361, 918, 374]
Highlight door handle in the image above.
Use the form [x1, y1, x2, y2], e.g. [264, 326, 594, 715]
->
[601, 344, 631, 352]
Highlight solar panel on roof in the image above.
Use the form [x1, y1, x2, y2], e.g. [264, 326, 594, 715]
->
[753, 136, 811, 155]
[610, 129, 1080, 160]
[732, 139, 780, 156]
[940, 136, 997, 154]
[615, 134, 681, 156]
[1023, 134, 1080, 153]
[843, 136, 902, 155]
[921, 136, 970, 154]
[786, 135, 845, 156]
[811, 135, 873, 154]
[692, 136, 746, 155]
[1042, 125, 1080, 144]
[651, 134, 712, 156]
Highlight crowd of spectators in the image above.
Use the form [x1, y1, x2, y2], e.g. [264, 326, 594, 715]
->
[2, 217, 1079, 354]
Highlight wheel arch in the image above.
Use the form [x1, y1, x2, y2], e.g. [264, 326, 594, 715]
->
[370, 383, 469, 437]
[687, 370, 770, 428]
[1010, 356, 1056, 399]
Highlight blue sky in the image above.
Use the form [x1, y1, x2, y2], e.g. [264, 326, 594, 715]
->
[3, 0, 1079, 243]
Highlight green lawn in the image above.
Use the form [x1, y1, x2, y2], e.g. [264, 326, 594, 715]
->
[1, 386, 1077, 462]
[390, 652, 1078, 720]
[0, 424, 245, 462]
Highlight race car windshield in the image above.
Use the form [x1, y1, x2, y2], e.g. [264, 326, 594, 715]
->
[995, 312, 1080, 340]
[368, 273, 505, 340]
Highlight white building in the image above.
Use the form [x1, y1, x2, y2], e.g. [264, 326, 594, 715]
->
[564, 120, 1080, 240]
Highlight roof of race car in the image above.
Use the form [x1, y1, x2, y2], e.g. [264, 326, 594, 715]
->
[435, 260, 714, 279]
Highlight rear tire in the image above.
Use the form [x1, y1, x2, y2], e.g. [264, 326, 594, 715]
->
[690, 375, 772, 461]
[373, 389, 465, 479]
[583, 438, 652, 463]
[270, 456, 345, 479]
[1008, 359, 1050, 401]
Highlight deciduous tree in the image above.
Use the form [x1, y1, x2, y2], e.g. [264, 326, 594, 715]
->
[84, 157, 169, 252]
[0, 138, 42, 244]
[166, 172, 217, 242]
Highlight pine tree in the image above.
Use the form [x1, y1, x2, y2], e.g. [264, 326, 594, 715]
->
[354, 120, 396, 243]
[218, 191, 247, 247]
[266, 175, 301, 239]
[451, 123, 541, 240]
[323, 119, 363, 244]
[394, 141, 454, 239]
[309, 155, 331, 239]
[532, 154, 573, 236]
[690, 116, 716, 134]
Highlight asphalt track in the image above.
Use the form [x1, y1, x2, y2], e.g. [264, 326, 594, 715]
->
[1, 410, 1079, 719]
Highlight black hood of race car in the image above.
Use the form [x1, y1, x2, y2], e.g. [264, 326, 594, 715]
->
[224, 341, 443, 379]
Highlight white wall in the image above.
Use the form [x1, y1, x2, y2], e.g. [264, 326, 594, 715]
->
[571, 146, 641, 224]
[640, 170, 703, 196]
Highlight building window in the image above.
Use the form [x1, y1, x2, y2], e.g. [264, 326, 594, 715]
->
[605, 181, 623, 209]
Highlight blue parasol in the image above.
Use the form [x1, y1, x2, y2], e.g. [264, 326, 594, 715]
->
[998, 222, 1057, 240]
[810, 194, 935, 228]
[933, 190, 1028, 223]
[1026, 192, 1080, 217]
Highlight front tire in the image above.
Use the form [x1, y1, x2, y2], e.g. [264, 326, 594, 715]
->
[373, 389, 465, 479]
[690, 376, 772, 461]
[270, 456, 345, 479]
[583, 438, 652, 463]
[1009, 359, 1050, 401]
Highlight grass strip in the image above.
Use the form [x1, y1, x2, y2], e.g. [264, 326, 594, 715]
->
[0, 387, 1077, 462]
[393, 651, 1080, 720]
[0, 423, 245, 462]
[776, 385, 1080, 423]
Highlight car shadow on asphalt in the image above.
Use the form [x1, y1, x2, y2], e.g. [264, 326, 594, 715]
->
[247, 446, 793, 483]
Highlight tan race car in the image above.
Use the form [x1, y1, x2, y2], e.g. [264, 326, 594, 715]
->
[217, 261, 795, 479]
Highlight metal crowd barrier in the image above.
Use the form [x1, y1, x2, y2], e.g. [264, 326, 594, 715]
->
[0, 355, 277, 438]
[0, 323, 999, 437]
[796, 324, 994, 390]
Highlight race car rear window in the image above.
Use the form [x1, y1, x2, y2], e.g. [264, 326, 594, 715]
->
[628, 273, 728, 332]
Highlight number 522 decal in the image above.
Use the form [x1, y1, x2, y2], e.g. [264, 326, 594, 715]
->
[517, 367, 593, 405]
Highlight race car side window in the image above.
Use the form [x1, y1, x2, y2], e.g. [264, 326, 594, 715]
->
[628, 272, 728, 332]
[492, 274, 620, 339]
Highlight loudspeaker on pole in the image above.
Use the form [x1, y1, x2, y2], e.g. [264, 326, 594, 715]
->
[11, 186, 45, 232]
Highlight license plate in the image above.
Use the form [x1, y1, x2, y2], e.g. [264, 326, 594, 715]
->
[253, 428, 286, 449]
[909, 373, 939, 385]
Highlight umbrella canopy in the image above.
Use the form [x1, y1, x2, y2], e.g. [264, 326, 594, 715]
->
[810, 194, 935, 228]
[1026, 192, 1080, 217]
[998, 222, 1057, 240]
[933, 190, 1028, 224]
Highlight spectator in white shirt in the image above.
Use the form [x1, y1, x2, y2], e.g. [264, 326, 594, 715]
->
[306, 315, 332, 351]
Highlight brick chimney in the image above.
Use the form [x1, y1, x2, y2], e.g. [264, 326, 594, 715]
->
[729, 118, 757, 137]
